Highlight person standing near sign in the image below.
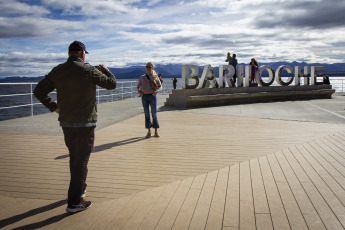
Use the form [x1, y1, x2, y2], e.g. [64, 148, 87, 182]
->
[230, 54, 238, 84]
[323, 75, 330, 85]
[137, 62, 162, 138]
[225, 52, 232, 64]
[250, 58, 258, 83]
[34, 41, 116, 213]
[173, 77, 177, 89]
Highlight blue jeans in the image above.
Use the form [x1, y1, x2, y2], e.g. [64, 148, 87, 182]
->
[141, 94, 159, 129]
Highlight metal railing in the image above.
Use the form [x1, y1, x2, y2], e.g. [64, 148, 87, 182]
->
[0, 81, 140, 117]
[0, 83, 39, 117]
[333, 79, 345, 92]
[0, 78, 343, 119]
[96, 81, 137, 104]
[0, 80, 175, 119]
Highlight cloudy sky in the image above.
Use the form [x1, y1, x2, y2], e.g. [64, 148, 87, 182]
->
[0, 0, 344, 77]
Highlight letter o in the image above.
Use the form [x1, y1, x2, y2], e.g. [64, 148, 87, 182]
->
[257, 65, 275, 86]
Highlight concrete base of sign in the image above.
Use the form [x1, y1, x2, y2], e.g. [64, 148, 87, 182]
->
[164, 85, 335, 108]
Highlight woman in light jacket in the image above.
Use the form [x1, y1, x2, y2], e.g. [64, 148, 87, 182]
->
[137, 62, 162, 138]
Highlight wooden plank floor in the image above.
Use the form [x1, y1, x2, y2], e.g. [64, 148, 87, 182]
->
[0, 111, 344, 229]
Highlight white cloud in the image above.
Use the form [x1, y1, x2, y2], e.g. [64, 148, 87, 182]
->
[147, 0, 162, 6]
[42, 0, 142, 15]
[0, 0, 50, 16]
[0, 16, 83, 38]
[0, 52, 66, 77]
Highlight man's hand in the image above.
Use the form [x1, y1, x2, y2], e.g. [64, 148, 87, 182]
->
[96, 64, 109, 74]
[55, 108, 60, 114]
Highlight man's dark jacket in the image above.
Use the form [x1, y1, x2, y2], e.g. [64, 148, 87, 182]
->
[34, 56, 116, 124]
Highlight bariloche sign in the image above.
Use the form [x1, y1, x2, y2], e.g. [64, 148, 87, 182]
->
[182, 64, 324, 89]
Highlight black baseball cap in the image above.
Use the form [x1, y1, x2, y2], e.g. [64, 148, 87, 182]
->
[68, 41, 89, 54]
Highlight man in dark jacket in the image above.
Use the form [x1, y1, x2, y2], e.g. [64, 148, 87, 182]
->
[230, 54, 238, 84]
[34, 41, 116, 213]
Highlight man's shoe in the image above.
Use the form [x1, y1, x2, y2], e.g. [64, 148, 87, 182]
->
[66, 200, 92, 213]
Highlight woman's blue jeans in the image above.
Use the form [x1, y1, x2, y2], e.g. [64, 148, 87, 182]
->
[141, 94, 159, 129]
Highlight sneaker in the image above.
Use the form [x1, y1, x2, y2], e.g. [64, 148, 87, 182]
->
[66, 200, 92, 213]
[146, 132, 151, 138]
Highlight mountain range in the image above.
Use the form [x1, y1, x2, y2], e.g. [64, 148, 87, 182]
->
[1, 62, 345, 82]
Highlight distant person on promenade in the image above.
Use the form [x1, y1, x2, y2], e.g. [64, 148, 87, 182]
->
[250, 58, 258, 84]
[173, 77, 177, 89]
[225, 52, 232, 64]
[137, 62, 162, 138]
[158, 74, 163, 84]
[223, 52, 233, 87]
[230, 54, 238, 84]
[323, 75, 330, 85]
[34, 41, 116, 213]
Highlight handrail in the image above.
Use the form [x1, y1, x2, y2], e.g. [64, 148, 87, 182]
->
[0, 103, 42, 110]
[1, 93, 32, 97]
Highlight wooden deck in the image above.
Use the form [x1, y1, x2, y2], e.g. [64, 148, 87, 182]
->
[0, 111, 344, 229]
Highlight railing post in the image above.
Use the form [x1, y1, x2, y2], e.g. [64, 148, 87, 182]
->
[97, 86, 100, 104]
[30, 84, 34, 116]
